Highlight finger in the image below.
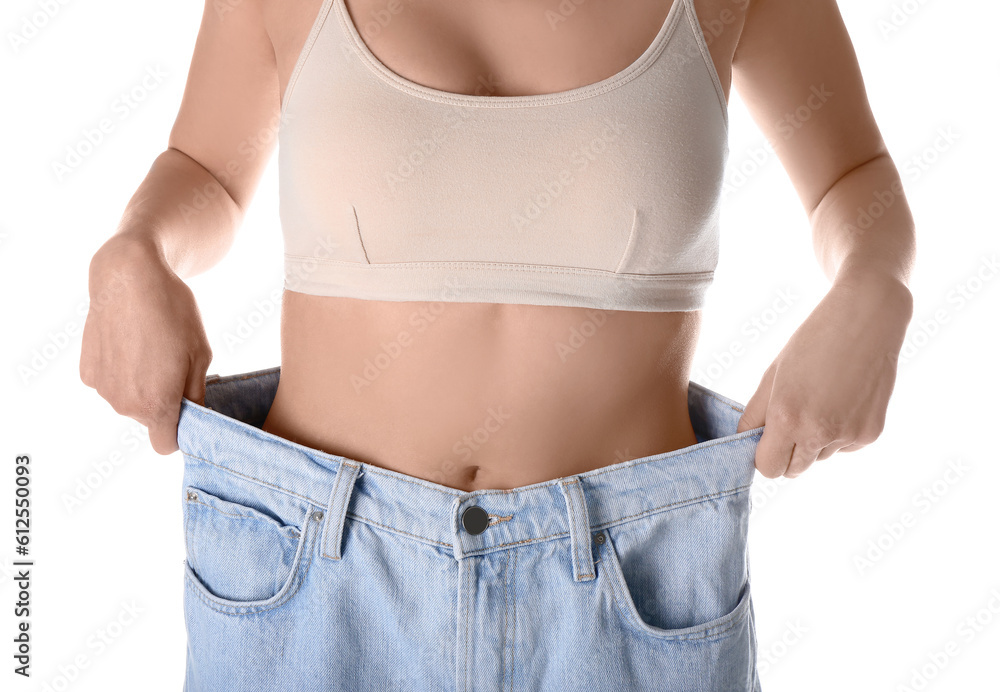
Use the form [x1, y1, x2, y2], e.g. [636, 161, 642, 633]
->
[79, 317, 99, 389]
[754, 423, 795, 479]
[160, 357, 208, 455]
[816, 443, 840, 461]
[737, 361, 777, 433]
[784, 443, 819, 478]
[786, 420, 843, 476]
[144, 382, 184, 456]
[183, 354, 208, 407]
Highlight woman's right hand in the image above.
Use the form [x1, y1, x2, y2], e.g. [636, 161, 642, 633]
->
[80, 236, 214, 455]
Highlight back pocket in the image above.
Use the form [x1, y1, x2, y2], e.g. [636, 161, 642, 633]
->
[183, 485, 314, 608]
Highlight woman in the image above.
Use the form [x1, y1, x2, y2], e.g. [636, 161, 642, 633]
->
[80, 0, 915, 689]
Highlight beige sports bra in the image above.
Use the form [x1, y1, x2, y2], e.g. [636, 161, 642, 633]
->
[278, 0, 729, 311]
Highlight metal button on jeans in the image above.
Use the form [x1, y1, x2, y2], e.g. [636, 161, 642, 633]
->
[461, 506, 489, 535]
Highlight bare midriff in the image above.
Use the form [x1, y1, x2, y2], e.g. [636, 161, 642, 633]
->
[263, 293, 702, 491]
[261, 0, 740, 492]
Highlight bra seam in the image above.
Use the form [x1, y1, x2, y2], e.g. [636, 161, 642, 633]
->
[351, 205, 371, 264]
[280, 0, 337, 123]
[614, 208, 641, 274]
[333, 0, 689, 108]
[285, 253, 715, 280]
[682, 0, 730, 134]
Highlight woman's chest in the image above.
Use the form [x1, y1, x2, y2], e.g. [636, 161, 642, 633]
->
[265, 0, 744, 109]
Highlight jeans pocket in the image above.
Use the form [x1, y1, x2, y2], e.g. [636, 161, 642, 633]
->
[596, 487, 752, 642]
[183, 485, 320, 614]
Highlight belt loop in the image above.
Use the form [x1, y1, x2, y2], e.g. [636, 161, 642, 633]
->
[321, 461, 362, 561]
[559, 477, 595, 582]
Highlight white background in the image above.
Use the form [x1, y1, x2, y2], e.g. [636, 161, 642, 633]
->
[2, 0, 999, 690]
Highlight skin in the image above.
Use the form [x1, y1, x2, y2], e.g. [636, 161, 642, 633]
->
[80, 0, 915, 490]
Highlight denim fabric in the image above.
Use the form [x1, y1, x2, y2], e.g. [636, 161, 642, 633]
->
[176, 366, 765, 692]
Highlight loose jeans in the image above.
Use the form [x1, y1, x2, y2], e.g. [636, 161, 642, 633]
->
[176, 366, 765, 691]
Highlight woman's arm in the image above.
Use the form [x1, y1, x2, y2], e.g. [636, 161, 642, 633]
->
[81, 0, 283, 454]
[727, 0, 916, 477]
[730, 0, 915, 288]
[95, 0, 281, 278]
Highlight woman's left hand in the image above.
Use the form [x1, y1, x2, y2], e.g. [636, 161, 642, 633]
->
[736, 272, 914, 479]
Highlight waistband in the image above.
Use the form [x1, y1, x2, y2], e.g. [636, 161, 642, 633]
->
[176, 366, 763, 564]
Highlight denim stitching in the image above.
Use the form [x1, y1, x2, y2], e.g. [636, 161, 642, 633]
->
[575, 432, 757, 480]
[603, 529, 750, 641]
[185, 505, 317, 612]
[347, 463, 465, 495]
[608, 583, 747, 641]
[184, 493, 197, 575]
[487, 484, 751, 551]
[181, 451, 326, 507]
[589, 484, 753, 532]
[186, 405, 468, 499]
[185, 542, 313, 616]
[563, 480, 581, 579]
[321, 462, 352, 560]
[348, 515, 453, 548]
[464, 559, 472, 692]
[184, 507, 319, 615]
[454, 484, 751, 558]
[508, 548, 518, 692]
[462, 432, 758, 494]
[186, 496, 301, 536]
[562, 479, 595, 579]
[184, 448, 750, 550]
[501, 549, 509, 690]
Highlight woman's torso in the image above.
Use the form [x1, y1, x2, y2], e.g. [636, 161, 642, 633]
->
[259, 0, 745, 492]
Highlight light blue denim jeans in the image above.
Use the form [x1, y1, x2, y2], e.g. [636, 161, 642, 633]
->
[176, 366, 765, 692]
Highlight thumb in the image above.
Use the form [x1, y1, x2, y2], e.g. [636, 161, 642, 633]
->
[737, 361, 776, 433]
